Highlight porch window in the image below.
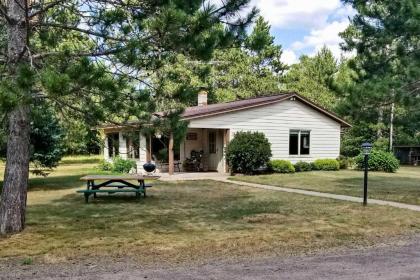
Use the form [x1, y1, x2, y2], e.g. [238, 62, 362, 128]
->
[107, 133, 119, 158]
[289, 130, 310, 155]
[125, 131, 140, 159]
[208, 131, 216, 154]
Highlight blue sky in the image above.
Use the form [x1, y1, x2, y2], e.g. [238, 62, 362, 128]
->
[250, 0, 356, 64]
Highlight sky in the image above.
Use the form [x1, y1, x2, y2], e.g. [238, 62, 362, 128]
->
[249, 0, 356, 65]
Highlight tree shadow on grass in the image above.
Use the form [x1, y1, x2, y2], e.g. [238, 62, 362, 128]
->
[0, 174, 144, 193]
[24, 181, 255, 237]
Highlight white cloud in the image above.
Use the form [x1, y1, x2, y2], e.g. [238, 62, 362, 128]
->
[291, 20, 350, 59]
[281, 49, 298, 65]
[248, 0, 356, 60]
[252, 0, 342, 28]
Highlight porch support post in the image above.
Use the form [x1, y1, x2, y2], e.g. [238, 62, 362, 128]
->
[119, 131, 127, 159]
[139, 132, 147, 164]
[169, 131, 174, 175]
[223, 129, 230, 173]
[103, 134, 109, 161]
[146, 134, 152, 162]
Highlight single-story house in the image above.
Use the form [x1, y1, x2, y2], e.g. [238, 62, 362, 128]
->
[101, 91, 351, 174]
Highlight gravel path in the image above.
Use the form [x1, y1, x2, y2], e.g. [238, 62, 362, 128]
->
[2, 236, 420, 280]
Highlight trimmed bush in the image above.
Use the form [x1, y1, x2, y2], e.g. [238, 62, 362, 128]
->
[270, 160, 295, 173]
[294, 161, 312, 172]
[312, 159, 340, 171]
[355, 150, 399, 173]
[98, 156, 137, 173]
[226, 131, 272, 174]
[112, 156, 137, 173]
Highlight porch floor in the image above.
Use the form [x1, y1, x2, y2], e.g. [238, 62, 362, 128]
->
[157, 172, 229, 181]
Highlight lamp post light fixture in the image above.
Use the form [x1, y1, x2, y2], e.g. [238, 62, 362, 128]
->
[361, 142, 373, 206]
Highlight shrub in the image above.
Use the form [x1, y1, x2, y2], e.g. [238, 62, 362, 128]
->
[338, 155, 351, 169]
[226, 131, 272, 174]
[294, 161, 312, 172]
[312, 159, 340, 171]
[98, 157, 137, 173]
[355, 150, 399, 173]
[270, 160, 295, 173]
[112, 156, 137, 173]
[98, 159, 113, 171]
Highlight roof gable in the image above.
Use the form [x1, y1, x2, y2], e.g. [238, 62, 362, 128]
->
[181, 92, 351, 127]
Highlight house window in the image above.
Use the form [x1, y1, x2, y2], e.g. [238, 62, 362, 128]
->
[289, 130, 310, 155]
[208, 131, 216, 154]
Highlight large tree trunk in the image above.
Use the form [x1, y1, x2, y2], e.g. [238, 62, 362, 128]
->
[0, 0, 31, 235]
[0, 106, 30, 235]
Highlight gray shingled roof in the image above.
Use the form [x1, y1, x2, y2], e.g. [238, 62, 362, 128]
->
[178, 92, 351, 127]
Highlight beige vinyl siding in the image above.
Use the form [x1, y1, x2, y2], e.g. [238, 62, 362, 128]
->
[188, 100, 341, 163]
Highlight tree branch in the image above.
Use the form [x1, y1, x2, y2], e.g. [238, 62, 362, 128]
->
[33, 47, 126, 59]
[38, 22, 129, 42]
[29, 0, 66, 18]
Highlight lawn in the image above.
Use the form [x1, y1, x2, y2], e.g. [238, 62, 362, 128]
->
[0, 161, 420, 265]
[231, 166, 420, 205]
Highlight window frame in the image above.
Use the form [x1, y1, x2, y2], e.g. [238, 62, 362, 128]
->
[289, 129, 311, 156]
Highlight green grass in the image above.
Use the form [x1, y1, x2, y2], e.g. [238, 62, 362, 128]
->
[0, 160, 420, 265]
[59, 154, 102, 164]
[231, 166, 420, 205]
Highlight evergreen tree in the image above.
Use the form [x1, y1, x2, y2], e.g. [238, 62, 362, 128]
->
[209, 16, 286, 102]
[283, 47, 343, 110]
[339, 0, 420, 150]
[0, 0, 256, 235]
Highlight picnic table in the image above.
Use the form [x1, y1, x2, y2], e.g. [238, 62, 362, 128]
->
[77, 174, 160, 203]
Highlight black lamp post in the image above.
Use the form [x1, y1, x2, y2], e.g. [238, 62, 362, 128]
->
[361, 142, 373, 206]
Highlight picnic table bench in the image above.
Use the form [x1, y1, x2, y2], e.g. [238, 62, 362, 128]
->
[77, 174, 160, 203]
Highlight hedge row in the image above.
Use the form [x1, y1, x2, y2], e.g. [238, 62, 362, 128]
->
[269, 159, 340, 173]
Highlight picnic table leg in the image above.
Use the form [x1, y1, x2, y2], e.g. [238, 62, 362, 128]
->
[138, 180, 146, 197]
[84, 193, 90, 203]
[88, 180, 98, 199]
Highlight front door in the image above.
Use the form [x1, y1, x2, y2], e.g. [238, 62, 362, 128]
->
[208, 129, 223, 171]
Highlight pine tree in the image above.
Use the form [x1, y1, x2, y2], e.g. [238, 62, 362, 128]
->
[0, 0, 256, 235]
[283, 47, 343, 110]
[209, 16, 286, 102]
[340, 0, 420, 149]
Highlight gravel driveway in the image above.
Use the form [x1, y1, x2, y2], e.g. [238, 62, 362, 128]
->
[2, 236, 420, 280]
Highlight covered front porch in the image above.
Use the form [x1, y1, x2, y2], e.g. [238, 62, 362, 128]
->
[179, 128, 230, 173]
[102, 127, 230, 174]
